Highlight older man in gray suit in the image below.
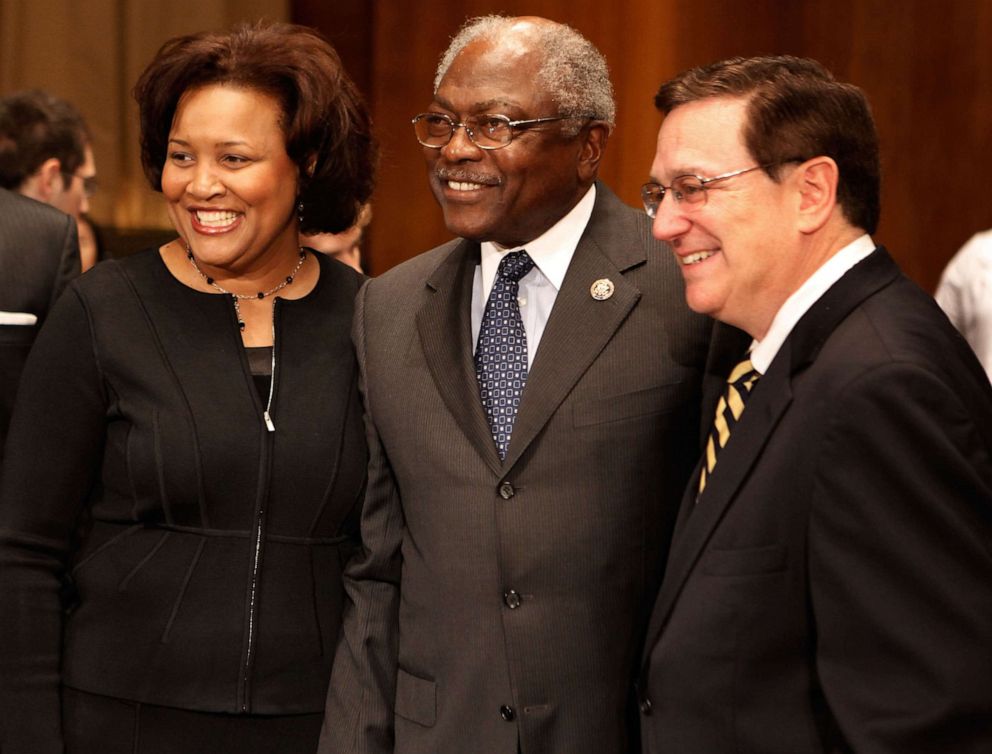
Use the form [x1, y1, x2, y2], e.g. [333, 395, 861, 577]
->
[320, 16, 717, 754]
[0, 187, 79, 459]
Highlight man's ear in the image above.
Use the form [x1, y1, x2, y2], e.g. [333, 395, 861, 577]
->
[577, 121, 610, 183]
[19, 157, 63, 202]
[38, 157, 65, 202]
[795, 156, 838, 234]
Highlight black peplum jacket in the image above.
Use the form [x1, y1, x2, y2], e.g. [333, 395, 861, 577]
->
[0, 248, 367, 750]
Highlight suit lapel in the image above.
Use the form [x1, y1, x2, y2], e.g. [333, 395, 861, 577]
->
[501, 186, 645, 470]
[416, 239, 503, 474]
[671, 322, 753, 539]
[641, 354, 793, 659]
[641, 246, 902, 666]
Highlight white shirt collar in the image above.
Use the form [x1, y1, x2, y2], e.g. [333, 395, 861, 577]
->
[479, 184, 596, 296]
[750, 233, 876, 374]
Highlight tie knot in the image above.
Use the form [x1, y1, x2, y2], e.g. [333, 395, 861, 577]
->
[497, 250, 535, 283]
[727, 358, 760, 392]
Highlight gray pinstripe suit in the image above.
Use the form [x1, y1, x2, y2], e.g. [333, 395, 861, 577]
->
[320, 184, 716, 754]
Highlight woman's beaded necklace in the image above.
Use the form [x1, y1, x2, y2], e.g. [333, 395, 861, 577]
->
[185, 243, 307, 331]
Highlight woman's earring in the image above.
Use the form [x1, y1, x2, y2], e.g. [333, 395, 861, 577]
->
[297, 200, 304, 225]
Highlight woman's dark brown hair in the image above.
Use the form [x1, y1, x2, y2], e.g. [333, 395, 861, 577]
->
[133, 21, 376, 234]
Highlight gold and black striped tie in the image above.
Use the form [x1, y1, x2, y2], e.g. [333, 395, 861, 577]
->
[698, 358, 761, 496]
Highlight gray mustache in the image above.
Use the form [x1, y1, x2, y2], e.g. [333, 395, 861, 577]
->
[435, 169, 501, 186]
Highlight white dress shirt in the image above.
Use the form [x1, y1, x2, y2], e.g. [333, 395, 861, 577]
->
[749, 234, 876, 374]
[935, 229, 992, 379]
[471, 185, 596, 367]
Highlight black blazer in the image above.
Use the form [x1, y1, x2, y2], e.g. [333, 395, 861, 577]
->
[0, 249, 367, 753]
[638, 248, 992, 754]
[320, 185, 718, 754]
[0, 187, 80, 458]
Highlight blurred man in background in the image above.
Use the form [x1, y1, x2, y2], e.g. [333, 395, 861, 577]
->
[935, 229, 992, 379]
[0, 90, 96, 225]
[0, 188, 78, 460]
[0, 91, 89, 456]
[300, 202, 371, 272]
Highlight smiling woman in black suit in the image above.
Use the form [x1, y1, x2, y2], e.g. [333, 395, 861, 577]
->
[0, 22, 375, 754]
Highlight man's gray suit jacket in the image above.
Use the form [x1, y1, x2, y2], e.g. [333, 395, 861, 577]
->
[0, 188, 80, 458]
[319, 184, 715, 754]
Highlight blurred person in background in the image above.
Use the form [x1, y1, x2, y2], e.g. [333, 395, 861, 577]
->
[0, 90, 86, 460]
[301, 201, 371, 272]
[935, 228, 992, 380]
[0, 21, 375, 754]
[0, 89, 97, 224]
[0, 186, 79, 462]
[76, 214, 105, 271]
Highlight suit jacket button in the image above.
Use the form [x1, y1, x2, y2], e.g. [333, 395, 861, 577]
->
[499, 482, 515, 499]
[639, 696, 653, 716]
[499, 704, 516, 721]
[503, 589, 522, 609]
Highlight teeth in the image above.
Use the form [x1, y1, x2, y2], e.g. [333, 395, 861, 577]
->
[682, 250, 716, 265]
[195, 210, 239, 227]
[448, 180, 485, 191]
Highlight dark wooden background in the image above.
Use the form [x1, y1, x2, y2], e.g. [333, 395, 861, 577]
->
[292, 0, 992, 291]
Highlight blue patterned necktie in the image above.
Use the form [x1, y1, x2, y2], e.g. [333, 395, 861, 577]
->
[475, 250, 535, 460]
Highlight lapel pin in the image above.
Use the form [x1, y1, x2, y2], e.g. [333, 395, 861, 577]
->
[590, 278, 615, 301]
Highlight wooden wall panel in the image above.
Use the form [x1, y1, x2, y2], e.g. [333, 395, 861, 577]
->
[290, 0, 373, 101]
[800, 0, 992, 289]
[293, 0, 992, 289]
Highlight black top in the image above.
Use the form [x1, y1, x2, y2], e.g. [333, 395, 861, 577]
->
[246, 346, 274, 401]
[0, 248, 367, 752]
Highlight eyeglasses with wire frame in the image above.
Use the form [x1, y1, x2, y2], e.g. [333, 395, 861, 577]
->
[412, 112, 588, 150]
[641, 164, 779, 218]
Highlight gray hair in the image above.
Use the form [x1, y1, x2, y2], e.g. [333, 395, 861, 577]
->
[434, 15, 616, 137]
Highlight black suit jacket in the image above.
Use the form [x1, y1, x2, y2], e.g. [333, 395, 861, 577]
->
[319, 185, 717, 754]
[0, 188, 80, 458]
[639, 248, 992, 754]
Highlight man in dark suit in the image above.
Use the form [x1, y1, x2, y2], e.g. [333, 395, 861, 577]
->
[0, 91, 88, 458]
[637, 55, 992, 754]
[0, 187, 80, 459]
[320, 16, 714, 754]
